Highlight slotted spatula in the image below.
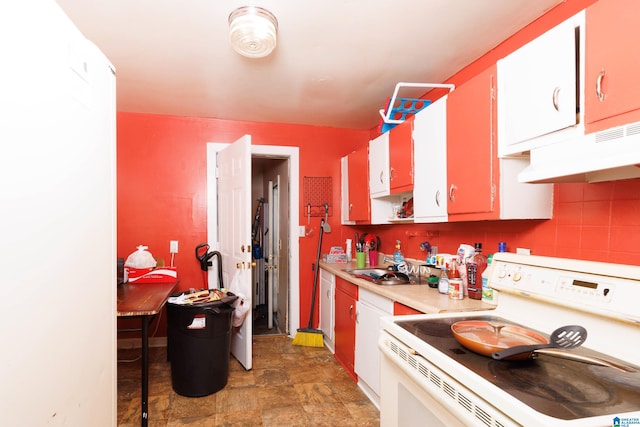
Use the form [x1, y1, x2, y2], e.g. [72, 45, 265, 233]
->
[492, 325, 587, 360]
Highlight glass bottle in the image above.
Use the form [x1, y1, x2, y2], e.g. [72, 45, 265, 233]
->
[466, 243, 487, 300]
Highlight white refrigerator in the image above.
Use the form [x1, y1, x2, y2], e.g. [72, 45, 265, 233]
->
[0, 1, 117, 425]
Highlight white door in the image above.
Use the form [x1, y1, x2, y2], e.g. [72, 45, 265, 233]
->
[217, 135, 252, 370]
[267, 179, 280, 329]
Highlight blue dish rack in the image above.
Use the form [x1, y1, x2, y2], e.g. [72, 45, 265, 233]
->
[378, 82, 455, 133]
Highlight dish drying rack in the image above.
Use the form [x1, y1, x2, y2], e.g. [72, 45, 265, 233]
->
[379, 82, 455, 132]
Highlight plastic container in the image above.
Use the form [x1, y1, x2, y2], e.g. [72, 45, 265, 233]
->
[167, 296, 236, 397]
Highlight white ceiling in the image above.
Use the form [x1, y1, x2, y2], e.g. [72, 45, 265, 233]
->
[55, 0, 563, 130]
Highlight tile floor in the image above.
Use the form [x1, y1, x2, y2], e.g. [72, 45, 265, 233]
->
[117, 336, 379, 426]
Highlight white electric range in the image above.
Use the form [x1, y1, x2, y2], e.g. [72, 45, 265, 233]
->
[379, 252, 640, 427]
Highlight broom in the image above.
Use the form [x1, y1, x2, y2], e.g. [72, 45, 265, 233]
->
[293, 218, 329, 347]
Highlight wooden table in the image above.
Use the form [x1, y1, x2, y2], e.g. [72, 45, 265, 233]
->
[117, 281, 178, 427]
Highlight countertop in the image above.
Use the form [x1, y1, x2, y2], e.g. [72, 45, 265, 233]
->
[320, 261, 494, 314]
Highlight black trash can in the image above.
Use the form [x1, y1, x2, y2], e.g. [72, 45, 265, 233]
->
[167, 295, 237, 397]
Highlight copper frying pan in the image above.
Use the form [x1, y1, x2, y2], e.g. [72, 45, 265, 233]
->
[451, 320, 547, 360]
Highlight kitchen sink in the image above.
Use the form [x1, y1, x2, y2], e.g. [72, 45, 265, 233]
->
[345, 268, 390, 278]
[345, 268, 411, 285]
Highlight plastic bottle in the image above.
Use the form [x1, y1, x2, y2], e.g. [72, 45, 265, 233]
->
[393, 240, 404, 265]
[438, 266, 449, 294]
[481, 253, 495, 305]
[449, 259, 460, 279]
[466, 243, 487, 300]
[482, 242, 506, 305]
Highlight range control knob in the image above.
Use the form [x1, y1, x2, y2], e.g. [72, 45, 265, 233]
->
[513, 271, 522, 282]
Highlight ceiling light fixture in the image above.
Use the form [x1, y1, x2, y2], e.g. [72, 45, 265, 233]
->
[228, 6, 278, 58]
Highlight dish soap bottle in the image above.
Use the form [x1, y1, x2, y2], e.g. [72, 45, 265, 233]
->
[393, 240, 404, 266]
[482, 242, 504, 305]
[481, 253, 495, 305]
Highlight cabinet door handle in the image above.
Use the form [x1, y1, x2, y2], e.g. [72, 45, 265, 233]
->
[389, 167, 395, 182]
[435, 190, 441, 207]
[379, 171, 384, 184]
[596, 68, 606, 102]
[449, 184, 457, 202]
[552, 87, 560, 111]
[349, 203, 353, 214]
[349, 304, 354, 319]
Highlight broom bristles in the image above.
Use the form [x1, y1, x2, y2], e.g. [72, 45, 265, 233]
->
[292, 328, 324, 347]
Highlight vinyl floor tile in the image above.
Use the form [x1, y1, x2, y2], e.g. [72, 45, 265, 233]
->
[117, 335, 379, 426]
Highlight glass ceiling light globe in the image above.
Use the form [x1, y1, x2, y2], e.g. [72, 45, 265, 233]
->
[228, 6, 278, 58]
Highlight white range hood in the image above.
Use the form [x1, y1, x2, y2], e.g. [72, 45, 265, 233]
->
[518, 120, 640, 183]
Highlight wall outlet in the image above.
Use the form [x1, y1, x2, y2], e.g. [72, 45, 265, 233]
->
[170, 240, 179, 254]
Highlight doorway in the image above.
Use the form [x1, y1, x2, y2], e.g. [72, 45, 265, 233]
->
[206, 142, 301, 352]
[251, 157, 289, 336]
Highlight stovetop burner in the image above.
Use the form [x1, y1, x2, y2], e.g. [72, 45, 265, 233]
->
[395, 315, 640, 420]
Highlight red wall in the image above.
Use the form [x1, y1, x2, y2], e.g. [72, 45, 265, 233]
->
[117, 0, 639, 336]
[355, 179, 640, 265]
[116, 113, 369, 335]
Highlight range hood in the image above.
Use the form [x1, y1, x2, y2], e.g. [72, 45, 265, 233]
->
[519, 120, 640, 183]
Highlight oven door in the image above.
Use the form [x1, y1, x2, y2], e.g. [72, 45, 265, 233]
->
[379, 330, 519, 427]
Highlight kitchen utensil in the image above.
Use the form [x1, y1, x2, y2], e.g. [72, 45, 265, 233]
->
[375, 271, 410, 285]
[451, 321, 548, 360]
[492, 325, 587, 360]
[322, 203, 331, 232]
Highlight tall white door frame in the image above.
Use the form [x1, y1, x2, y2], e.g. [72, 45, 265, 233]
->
[207, 142, 300, 340]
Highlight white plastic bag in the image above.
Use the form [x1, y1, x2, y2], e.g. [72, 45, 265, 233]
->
[228, 270, 251, 327]
[124, 245, 157, 269]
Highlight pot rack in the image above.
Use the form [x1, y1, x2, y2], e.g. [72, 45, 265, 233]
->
[379, 82, 455, 126]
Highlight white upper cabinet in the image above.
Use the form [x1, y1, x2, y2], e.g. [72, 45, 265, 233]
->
[497, 14, 582, 157]
[368, 132, 390, 198]
[413, 96, 447, 223]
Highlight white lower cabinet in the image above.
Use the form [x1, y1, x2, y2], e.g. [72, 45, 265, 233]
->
[355, 287, 394, 409]
[319, 269, 335, 353]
